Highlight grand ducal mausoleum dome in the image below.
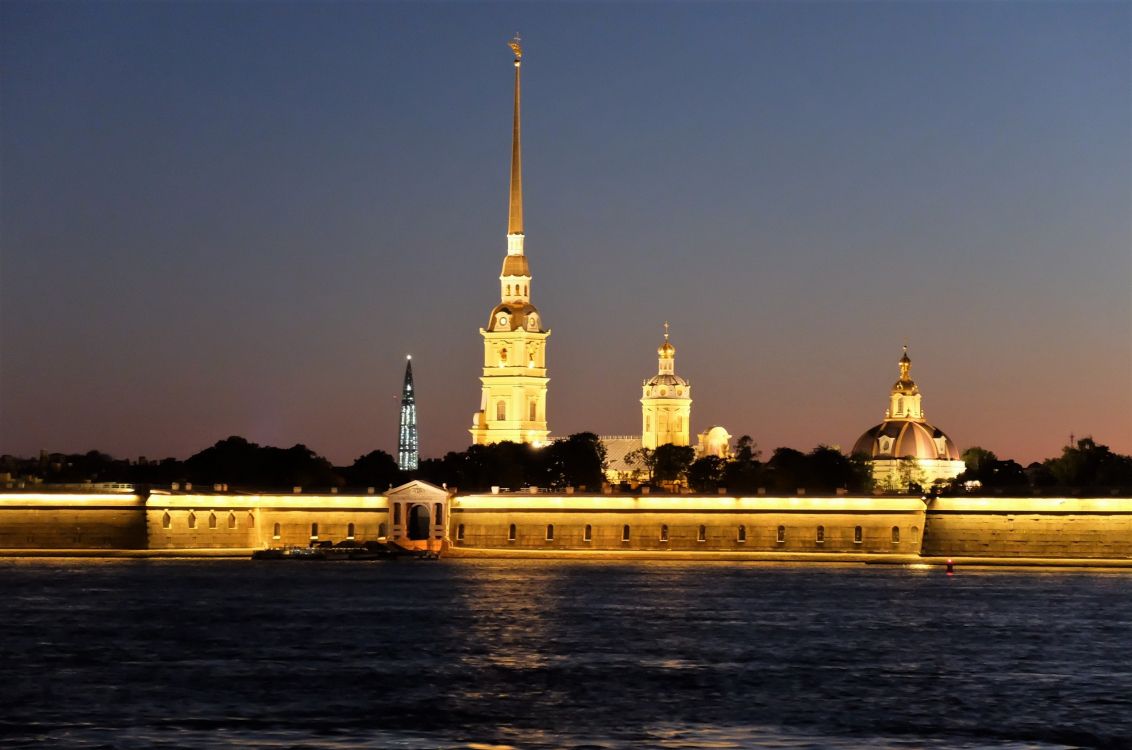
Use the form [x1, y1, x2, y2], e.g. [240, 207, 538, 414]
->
[853, 347, 965, 490]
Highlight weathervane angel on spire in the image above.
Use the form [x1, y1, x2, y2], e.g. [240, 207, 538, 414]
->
[509, 33, 522, 61]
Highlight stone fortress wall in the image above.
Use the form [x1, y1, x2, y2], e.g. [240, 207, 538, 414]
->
[1, 485, 1130, 562]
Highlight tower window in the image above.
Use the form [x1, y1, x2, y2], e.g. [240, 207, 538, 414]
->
[506, 284, 511, 295]
[660, 524, 669, 542]
[347, 523, 355, 540]
[272, 522, 281, 540]
[546, 524, 554, 541]
[584, 524, 592, 542]
[500, 348, 508, 364]
[228, 512, 237, 529]
[248, 512, 255, 528]
[529, 400, 537, 421]
[854, 526, 863, 544]
[208, 512, 217, 529]
[496, 400, 507, 421]
[188, 512, 197, 530]
[777, 525, 785, 544]
[697, 524, 706, 542]
[816, 525, 825, 543]
[892, 526, 900, 544]
[621, 524, 631, 542]
[508, 523, 517, 542]
[737, 525, 746, 543]
[310, 522, 318, 539]
[161, 511, 171, 529]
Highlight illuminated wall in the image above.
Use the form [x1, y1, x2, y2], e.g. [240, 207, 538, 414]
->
[0, 493, 147, 549]
[450, 494, 926, 554]
[923, 496, 1132, 559]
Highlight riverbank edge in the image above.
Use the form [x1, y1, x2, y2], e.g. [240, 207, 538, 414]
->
[2, 547, 1131, 568]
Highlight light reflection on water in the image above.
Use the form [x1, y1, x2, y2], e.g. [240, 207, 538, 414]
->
[0, 558, 1129, 750]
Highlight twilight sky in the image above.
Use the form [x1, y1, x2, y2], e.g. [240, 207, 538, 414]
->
[1, 1, 1129, 466]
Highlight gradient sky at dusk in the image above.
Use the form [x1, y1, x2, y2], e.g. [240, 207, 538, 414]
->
[2, 1, 1129, 466]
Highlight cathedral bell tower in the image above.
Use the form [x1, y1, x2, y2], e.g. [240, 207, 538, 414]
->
[470, 35, 550, 446]
[641, 323, 691, 450]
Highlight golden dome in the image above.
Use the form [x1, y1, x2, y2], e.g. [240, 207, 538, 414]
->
[658, 340, 675, 357]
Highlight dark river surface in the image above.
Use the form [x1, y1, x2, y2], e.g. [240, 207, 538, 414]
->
[1, 559, 1130, 750]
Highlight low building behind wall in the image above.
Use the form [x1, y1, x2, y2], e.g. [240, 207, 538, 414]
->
[0, 492, 148, 549]
[923, 496, 1132, 559]
[147, 490, 391, 549]
[450, 493, 928, 554]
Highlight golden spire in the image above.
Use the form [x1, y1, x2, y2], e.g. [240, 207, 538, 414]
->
[507, 34, 523, 236]
[892, 344, 918, 395]
[658, 321, 675, 358]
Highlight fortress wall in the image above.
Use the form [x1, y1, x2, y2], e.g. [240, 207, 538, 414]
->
[145, 493, 390, 549]
[923, 497, 1132, 559]
[451, 495, 926, 554]
[0, 494, 147, 549]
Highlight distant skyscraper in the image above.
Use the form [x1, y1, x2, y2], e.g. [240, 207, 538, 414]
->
[470, 34, 550, 446]
[398, 356, 419, 471]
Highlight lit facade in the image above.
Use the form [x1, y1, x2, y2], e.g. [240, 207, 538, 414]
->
[852, 347, 965, 490]
[470, 36, 550, 446]
[641, 323, 691, 450]
[398, 356, 419, 471]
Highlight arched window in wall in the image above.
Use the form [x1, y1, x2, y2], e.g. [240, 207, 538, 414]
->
[697, 525, 707, 542]
[499, 348, 508, 364]
[737, 525, 746, 543]
[891, 526, 900, 544]
[583, 524, 592, 542]
[506, 284, 511, 296]
[854, 526, 863, 544]
[776, 525, 786, 543]
[456, 524, 465, 542]
[816, 526, 825, 543]
[508, 523, 517, 542]
[208, 512, 217, 529]
[188, 512, 197, 529]
[310, 522, 319, 539]
[621, 524, 631, 542]
[272, 522, 281, 539]
[228, 512, 237, 529]
[161, 511, 171, 529]
[529, 400, 537, 421]
[347, 523, 355, 540]
[496, 401, 507, 421]
[546, 524, 555, 541]
[247, 512, 255, 528]
[660, 524, 669, 542]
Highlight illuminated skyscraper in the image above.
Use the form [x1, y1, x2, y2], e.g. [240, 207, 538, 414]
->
[470, 35, 550, 446]
[398, 355, 418, 471]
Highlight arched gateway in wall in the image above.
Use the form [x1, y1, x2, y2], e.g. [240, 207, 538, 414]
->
[387, 480, 451, 549]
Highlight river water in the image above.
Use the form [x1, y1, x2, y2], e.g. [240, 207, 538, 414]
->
[1, 558, 1129, 749]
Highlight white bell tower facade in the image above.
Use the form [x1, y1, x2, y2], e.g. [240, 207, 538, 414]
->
[470, 36, 550, 446]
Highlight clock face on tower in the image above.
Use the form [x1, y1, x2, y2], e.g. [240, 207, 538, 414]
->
[497, 314, 509, 328]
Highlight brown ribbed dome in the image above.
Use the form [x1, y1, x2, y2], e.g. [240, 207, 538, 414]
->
[500, 254, 530, 278]
[487, 302, 541, 331]
[852, 420, 960, 461]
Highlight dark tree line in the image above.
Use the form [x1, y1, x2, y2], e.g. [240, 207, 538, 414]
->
[3, 433, 1129, 495]
[685, 437, 872, 494]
